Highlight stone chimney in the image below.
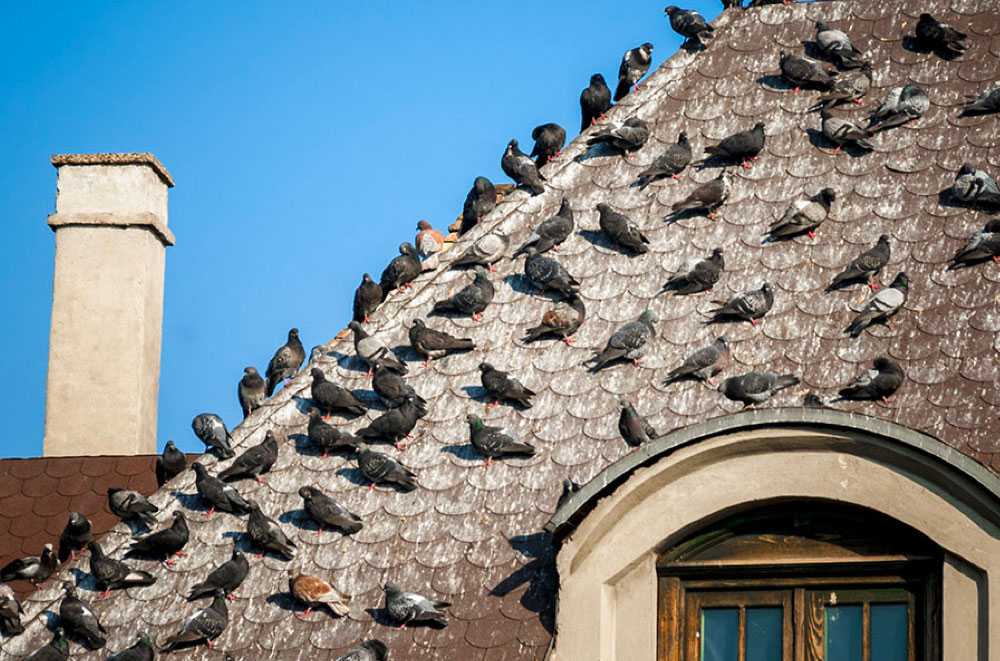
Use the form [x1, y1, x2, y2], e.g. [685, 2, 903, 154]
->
[43, 153, 175, 457]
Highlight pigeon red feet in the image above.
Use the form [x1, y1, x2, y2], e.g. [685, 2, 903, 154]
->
[205, 507, 215, 519]
[485, 400, 499, 411]
[98, 589, 112, 601]
[207, 640, 215, 650]
[472, 312, 483, 322]
[632, 358, 643, 368]
[807, 231, 817, 239]
[671, 173, 682, 180]
[993, 255, 1000, 264]
[368, 483, 376, 492]
[707, 211, 719, 220]
[750, 318, 759, 327]
[255, 476, 268, 485]
[488, 264, 496, 273]
[793, 87, 801, 95]
[295, 608, 313, 621]
[484, 457, 494, 470]
[562, 337, 575, 346]
[832, 146, 843, 155]
[869, 281, 882, 292]
[852, 99, 865, 106]
[226, 592, 238, 602]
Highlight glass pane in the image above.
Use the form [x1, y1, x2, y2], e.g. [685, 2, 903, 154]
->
[825, 605, 862, 661]
[701, 608, 739, 661]
[746, 607, 782, 661]
[871, 603, 908, 661]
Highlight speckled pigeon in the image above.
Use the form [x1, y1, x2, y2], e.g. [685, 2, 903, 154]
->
[915, 12, 967, 55]
[844, 272, 909, 337]
[372, 361, 427, 411]
[780, 51, 837, 91]
[665, 7, 713, 44]
[618, 400, 657, 447]
[307, 409, 361, 455]
[265, 328, 305, 396]
[384, 582, 450, 628]
[452, 232, 509, 270]
[950, 219, 1000, 269]
[356, 445, 418, 492]
[706, 283, 774, 325]
[663, 336, 730, 386]
[0, 584, 23, 636]
[127, 511, 189, 565]
[637, 132, 692, 187]
[524, 247, 580, 296]
[587, 309, 659, 371]
[868, 84, 928, 131]
[156, 440, 186, 487]
[668, 171, 729, 219]
[159, 589, 228, 652]
[479, 362, 536, 408]
[460, 176, 497, 235]
[58, 512, 92, 562]
[961, 82, 1000, 116]
[0, 543, 55, 584]
[353, 274, 383, 324]
[835, 356, 905, 403]
[826, 234, 890, 291]
[951, 163, 1000, 210]
[409, 319, 475, 360]
[88, 541, 155, 598]
[662, 248, 724, 295]
[357, 396, 422, 448]
[193, 462, 251, 515]
[813, 62, 873, 109]
[191, 413, 235, 458]
[523, 294, 586, 344]
[821, 107, 874, 151]
[336, 640, 389, 661]
[350, 321, 408, 374]
[581, 73, 613, 130]
[289, 569, 351, 619]
[26, 627, 69, 661]
[379, 243, 421, 297]
[614, 42, 654, 101]
[310, 368, 367, 417]
[530, 122, 566, 166]
[704, 123, 766, 168]
[238, 366, 266, 419]
[587, 117, 650, 154]
[597, 203, 650, 254]
[514, 197, 575, 256]
[299, 486, 363, 535]
[108, 487, 159, 527]
[466, 414, 536, 465]
[218, 430, 278, 483]
[431, 265, 494, 320]
[718, 371, 800, 406]
[502, 139, 545, 195]
[107, 633, 155, 661]
[814, 21, 866, 69]
[187, 543, 249, 601]
[59, 582, 106, 649]
[765, 188, 835, 242]
[247, 500, 296, 560]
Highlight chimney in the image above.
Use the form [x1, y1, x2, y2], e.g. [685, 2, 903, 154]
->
[43, 153, 175, 457]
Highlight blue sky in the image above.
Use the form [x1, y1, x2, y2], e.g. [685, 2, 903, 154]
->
[0, 1, 717, 457]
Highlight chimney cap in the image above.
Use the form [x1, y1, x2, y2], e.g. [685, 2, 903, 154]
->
[51, 152, 175, 187]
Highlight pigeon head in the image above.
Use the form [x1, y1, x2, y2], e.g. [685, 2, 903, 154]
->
[43, 543, 53, 553]
[664, 6, 678, 16]
[639, 309, 660, 325]
[958, 162, 976, 177]
[68, 511, 86, 527]
[61, 581, 76, 596]
[473, 176, 492, 192]
[641, 42, 654, 54]
[107, 487, 123, 497]
[192, 462, 207, 477]
[877, 234, 890, 245]
[919, 12, 933, 21]
[136, 632, 153, 647]
[761, 282, 774, 296]
[246, 499, 261, 512]
[307, 407, 322, 419]
[288, 328, 299, 340]
[815, 20, 829, 31]
[165, 440, 177, 452]
[411, 318, 426, 330]
[873, 356, 895, 370]
[244, 366, 259, 376]
[817, 188, 837, 206]
[618, 399, 633, 409]
[677, 131, 689, 145]
[590, 73, 606, 86]
[752, 122, 766, 133]
[625, 117, 647, 128]
[711, 247, 724, 259]
[715, 336, 729, 348]
[466, 414, 485, 429]
[472, 265, 490, 281]
[310, 367, 326, 382]
[263, 430, 278, 450]
[507, 139, 519, 153]
[890, 272, 909, 289]
[478, 362, 495, 373]
[399, 242, 416, 256]
[298, 486, 317, 500]
[417, 220, 432, 231]
[383, 582, 402, 596]
[230, 544, 243, 560]
[558, 197, 572, 214]
[596, 203, 613, 214]
[348, 320, 365, 335]
[860, 61, 873, 74]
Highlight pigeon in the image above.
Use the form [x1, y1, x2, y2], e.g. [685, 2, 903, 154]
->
[460, 176, 497, 235]
[0, 584, 23, 636]
[780, 51, 837, 91]
[637, 132, 692, 187]
[307, 409, 361, 455]
[60, 582, 106, 649]
[813, 62, 873, 109]
[597, 203, 650, 254]
[384, 583, 450, 628]
[246, 500, 296, 560]
[108, 488, 159, 527]
[265, 327, 305, 396]
[479, 362, 536, 408]
[662, 336, 730, 386]
[868, 84, 929, 131]
[299, 486, 363, 535]
[350, 321, 408, 374]
[587, 309, 659, 371]
[238, 366, 266, 418]
[530, 122, 566, 166]
[159, 589, 228, 652]
[662, 248, 724, 295]
[217, 430, 279, 483]
[357, 396, 422, 448]
[415, 220, 445, 268]
[668, 171, 729, 219]
[289, 568, 351, 619]
[704, 123, 766, 168]
[523, 294, 586, 344]
[379, 242, 422, 296]
[915, 12, 968, 55]
[107, 633, 155, 661]
[191, 413, 235, 458]
[501, 139, 545, 195]
[556, 479, 582, 510]
[127, 511, 189, 565]
[665, 7, 713, 46]
[614, 42, 654, 101]
[1, 544, 55, 584]
[821, 107, 875, 151]
[371, 361, 427, 410]
[719, 372, 800, 406]
[431, 265, 494, 320]
[336, 640, 389, 661]
[192, 462, 251, 515]
[586, 117, 650, 154]
[764, 188, 836, 241]
[802, 392, 829, 408]
[156, 440, 187, 487]
[814, 21, 866, 69]
[352, 274, 384, 324]
[452, 232, 509, 271]
[26, 627, 69, 661]
[826, 234, 890, 291]
[409, 319, 475, 360]
[310, 368, 367, 417]
[951, 162, 1000, 210]
[58, 511, 93, 562]
[618, 400, 657, 447]
[187, 544, 249, 601]
[844, 272, 909, 337]
[580, 73, 613, 130]
[356, 445, 418, 492]
[836, 356, 905, 403]
[524, 247, 580, 296]
[950, 219, 1000, 269]
[706, 283, 774, 325]
[466, 415, 536, 466]
[87, 541, 155, 599]
[515, 198, 575, 257]
[961, 82, 1000, 116]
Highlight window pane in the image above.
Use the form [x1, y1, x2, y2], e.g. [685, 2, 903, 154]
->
[747, 607, 782, 661]
[702, 608, 739, 661]
[871, 603, 908, 661]
[825, 605, 862, 661]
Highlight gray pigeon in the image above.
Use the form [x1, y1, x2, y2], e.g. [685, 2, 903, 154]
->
[191, 413, 235, 459]
[192, 462, 251, 515]
[813, 62, 873, 109]
[835, 356, 905, 402]
[530, 122, 566, 166]
[356, 445, 418, 492]
[524, 248, 580, 296]
[217, 430, 279, 483]
[662, 248, 724, 295]
[238, 366, 266, 418]
[108, 488, 159, 527]
[915, 12, 968, 55]
[159, 589, 228, 652]
[357, 396, 423, 448]
[580, 73, 613, 131]
[662, 336, 730, 386]
[951, 163, 1000, 210]
[431, 265, 494, 320]
[586, 117, 650, 153]
[384, 582, 450, 627]
[0, 584, 23, 636]
[247, 500, 296, 560]
[480, 362, 535, 408]
[353, 273, 383, 323]
[60, 582, 106, 649]
[765, 188, 835, 242]
[704, 124, 765, 168]
[299, 486, 363, 535]
[821, 107, 874, 151]
[187, 544, 249, 601]
[826, 234, 890, 291]
[587, 309, 659, 371]
[665, 7, 713, 45]
[460, 176, 497, 235]
[845, 272, 909, 337]
[961, 82, 1000, 116]
[379, 243, 421, 296]
[614, 42, 654, 101]
[307, 409, 361, 455]
[868, 84, 929, 132]
[466, 414, 536, 465]
[0, 544, 56, 584]
[58, 511, 92, 562]
[350, 321, 408, 374]
[814, 21, 866, 69]
[501, 139, 545, 195]
[637, 132, 692, 187]
[336, 640, 389, 661]
[950, 219, 1000, 269]
[719, 372, 800, 406]
[408, 319, 475, 360]
[107, 633, 155, 661]
[780, 51, 837, 91]
[597, 204, 650, 254]
[514, 198, 575, 256]
[706, 283, 774, 325]
[372, 361, 427, 410]
[126, 511, 189, 565]
[156, 440, 186, 487]
[452, 232, 509, 270]
[618, 401, 657, 447]
[523, 294, 586, 344]
[26, 628, 68, 661]
[668, 171, 729, 219]
[311, 368, 367, 417]
[265, 328, 305, 396]
[87, 541, 155, 598]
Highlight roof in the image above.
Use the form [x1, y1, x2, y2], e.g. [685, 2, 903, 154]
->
[8, 0, 1000, 658]
[50, 152, 175, 187]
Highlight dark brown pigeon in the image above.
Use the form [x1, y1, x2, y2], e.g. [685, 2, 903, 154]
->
[915, 13, 968, 55]
[514, 197, 575, 256]
[704, 123, 766, 168]
[217, 430, 279, 483]
[580, 73, 613, 130]
[668, 171, 729, 219]
[637, 132, 692, 187]
[480, 363, 536, 409]
[155, 440, 187, 487]
[662, 248, 724, 295]
[835, 356, 905, 403]
[530, 122, 566, 166]
[586, 117, 649, 153]
[597, 203, 650, 254]
[460, 177, 497, 235]
[718, 372, 800, 406]
[353, 273, 383, 323]
[409, 319, 475, 360]
[379, 243, 421, 298]
[826, 234, 890, 291]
